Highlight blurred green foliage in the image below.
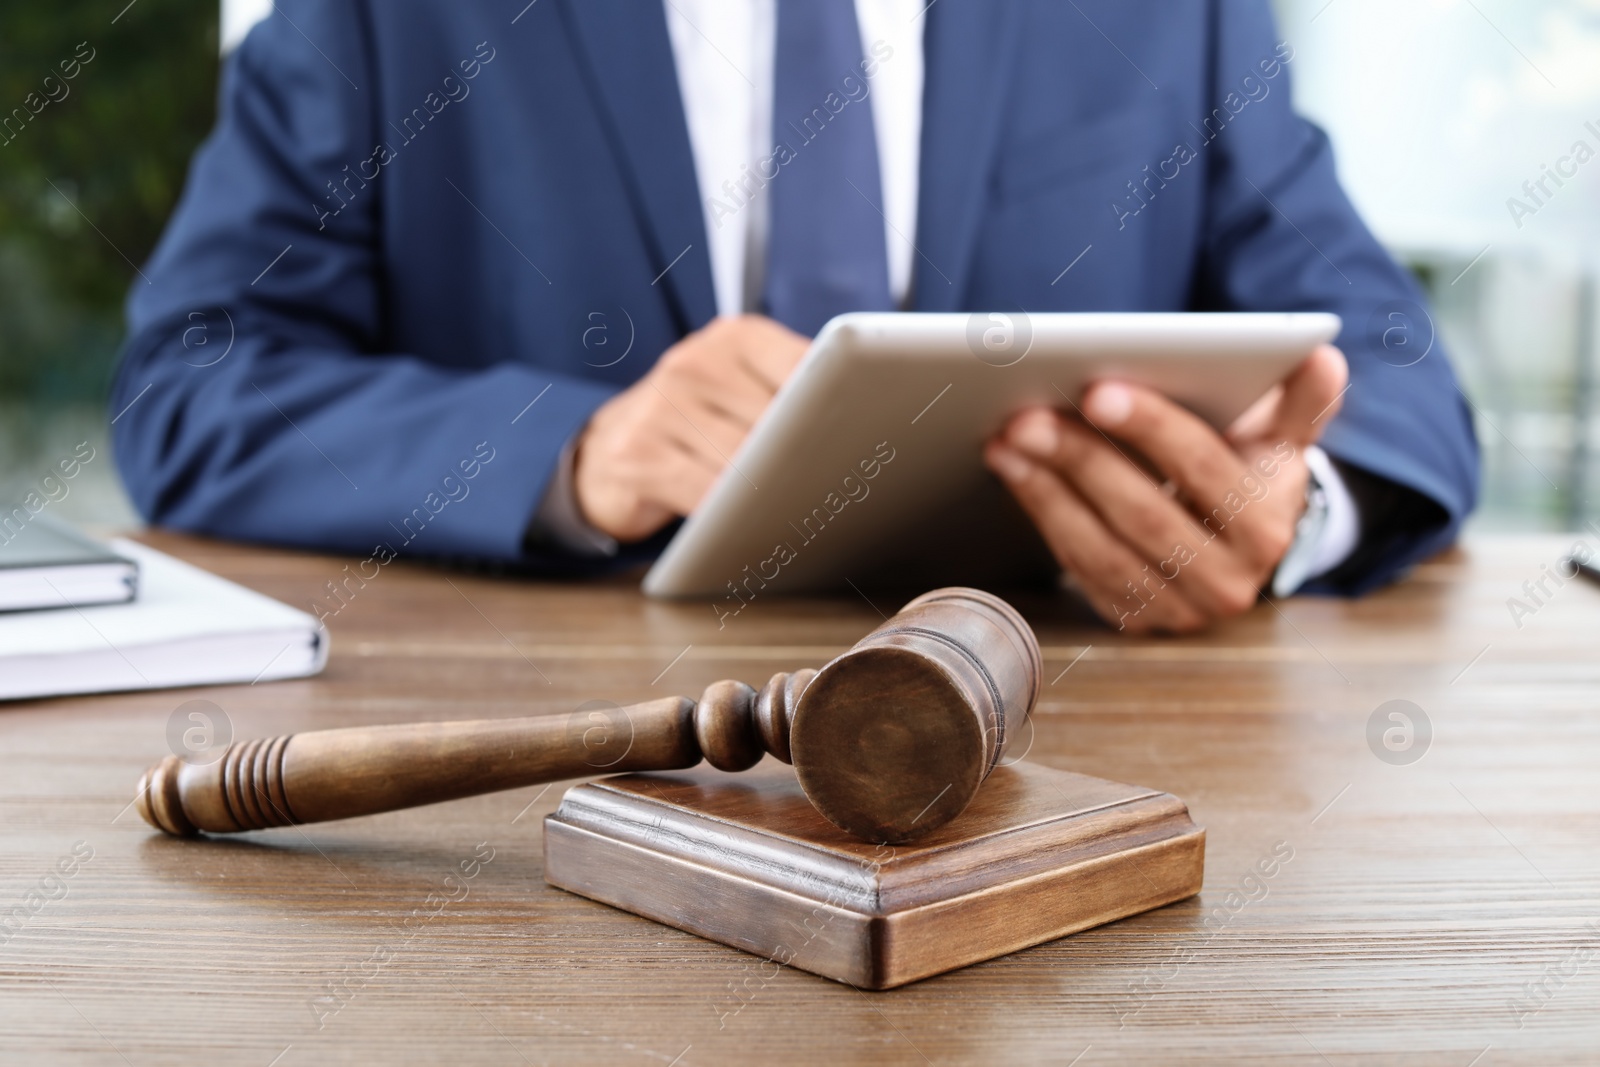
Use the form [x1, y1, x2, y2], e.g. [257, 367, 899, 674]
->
[0, 0, 218, 404]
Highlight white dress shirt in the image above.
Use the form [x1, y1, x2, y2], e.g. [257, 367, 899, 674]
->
[662, 0, 925, 316]
[538, 0, 1361, 593]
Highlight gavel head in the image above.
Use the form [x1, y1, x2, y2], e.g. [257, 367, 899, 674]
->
[789, 587, 1041, 843]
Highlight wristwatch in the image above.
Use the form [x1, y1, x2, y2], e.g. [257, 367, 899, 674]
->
[1271, 462, 1330, 598]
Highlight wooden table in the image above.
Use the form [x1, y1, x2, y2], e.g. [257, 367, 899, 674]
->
[2, 531, 1597, 1065]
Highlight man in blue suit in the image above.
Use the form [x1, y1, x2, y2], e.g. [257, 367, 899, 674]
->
[113, 0, 1477, 633]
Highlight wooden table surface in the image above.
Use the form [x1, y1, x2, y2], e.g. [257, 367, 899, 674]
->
[2, 530, 1598, 1065]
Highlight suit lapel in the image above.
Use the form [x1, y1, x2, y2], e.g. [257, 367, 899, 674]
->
[913, 0, 1025, 311]
[559, 0, 717, 331]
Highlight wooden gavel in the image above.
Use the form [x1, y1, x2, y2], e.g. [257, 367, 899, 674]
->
[137, 587, 1041, 843]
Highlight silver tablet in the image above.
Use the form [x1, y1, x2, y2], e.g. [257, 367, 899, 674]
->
[643, 311, 1341, 603]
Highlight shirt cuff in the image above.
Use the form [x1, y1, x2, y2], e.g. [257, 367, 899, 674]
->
[1271, 444, 1360, 596]
[524, 434, 620, 559]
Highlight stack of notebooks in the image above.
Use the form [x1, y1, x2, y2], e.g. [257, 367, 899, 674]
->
[0, 515, 327, 701]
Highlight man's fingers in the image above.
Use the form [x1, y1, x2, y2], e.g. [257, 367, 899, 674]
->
[1008, 408, 1187, 556]
[575, 428, 706, 537]
[656, 315, 806, 428]
[1256, 344, 1349, 446]
[1076, 383, 1251, 512]
[1226, 382, 1283, 441]
[742, 316, 811, 385]
[985, 442, 1209, 632]
[1072, 384, 1217, 491]
[716, 314, 810, 392]
[1006, 411, 1271, 616]
[612, 431, 719, 512]
[657, 354, 771, 430]
[648, 384, 749, 465]
[647, 448, 721, 514]
[976, 344, 1339, 623]
[576, 314, 806, 543]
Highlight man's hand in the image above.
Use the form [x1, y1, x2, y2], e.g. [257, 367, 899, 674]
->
[574, 314, 809, 542]
[983, 344, 1349, 633]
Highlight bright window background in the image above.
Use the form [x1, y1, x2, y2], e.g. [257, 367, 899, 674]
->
[1275, 0, 1600, 532]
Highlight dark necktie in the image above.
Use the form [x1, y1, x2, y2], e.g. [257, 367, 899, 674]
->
[762, 0, 895, 337]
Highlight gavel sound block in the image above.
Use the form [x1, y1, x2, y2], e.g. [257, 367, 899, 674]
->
[136, 587, 1204, 988]
[547, 762, 1204, 989]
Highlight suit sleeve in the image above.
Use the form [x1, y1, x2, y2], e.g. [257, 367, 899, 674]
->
[110, 1, 616, 564]
[1194, 0, 1480, 593]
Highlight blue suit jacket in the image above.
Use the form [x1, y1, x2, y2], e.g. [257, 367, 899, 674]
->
[113, 0, 1478, 591]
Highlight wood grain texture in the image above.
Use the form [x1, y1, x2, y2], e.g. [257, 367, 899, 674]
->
[2, 530, 1599, 1064]
[545, 760, 1203, 989]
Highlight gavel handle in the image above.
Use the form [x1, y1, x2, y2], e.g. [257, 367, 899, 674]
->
[138, 688, 785, 836]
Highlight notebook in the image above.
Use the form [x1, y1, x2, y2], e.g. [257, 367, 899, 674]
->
[0, 538, 329, 701]
[0, 513, 138, 611]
